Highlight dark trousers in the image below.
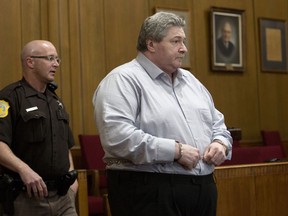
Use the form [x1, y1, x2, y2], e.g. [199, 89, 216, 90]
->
[107, 170, 217, 216]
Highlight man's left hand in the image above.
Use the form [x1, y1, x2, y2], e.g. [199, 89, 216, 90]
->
[203, 142, 227, 166]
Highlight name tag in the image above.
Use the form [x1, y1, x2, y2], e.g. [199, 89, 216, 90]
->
[26, 106, 38, 112]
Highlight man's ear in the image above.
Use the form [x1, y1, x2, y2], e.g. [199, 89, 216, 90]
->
[26, 57, 34, 68]
[146, 39, 156, 53]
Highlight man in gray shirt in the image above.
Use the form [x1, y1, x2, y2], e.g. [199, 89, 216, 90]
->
[93, 12, 232, 216]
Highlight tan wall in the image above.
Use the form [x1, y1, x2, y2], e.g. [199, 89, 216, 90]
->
[1, 0, 288, 146]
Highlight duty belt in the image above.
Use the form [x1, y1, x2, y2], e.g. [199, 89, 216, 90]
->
[14, 179, 58, 191]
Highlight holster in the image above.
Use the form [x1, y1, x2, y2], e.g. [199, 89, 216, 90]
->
[0, 170, 78, 215]
[0, 174, 20, 216]
[57, 170, 78, 196]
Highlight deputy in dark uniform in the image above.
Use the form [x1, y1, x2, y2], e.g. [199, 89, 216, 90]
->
[0, 40, 78, 216]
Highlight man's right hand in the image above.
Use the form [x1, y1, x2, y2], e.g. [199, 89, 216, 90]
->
[0, 142, 49, 199]
[175, 143, 201, 170]
[18, 165, 48, 199]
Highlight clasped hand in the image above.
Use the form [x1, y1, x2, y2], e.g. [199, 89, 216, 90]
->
[177, 142, 227, 169]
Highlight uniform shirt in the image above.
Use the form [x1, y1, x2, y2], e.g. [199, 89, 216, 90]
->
[93, 52, 232, 176]
[0, 78, 74, 179]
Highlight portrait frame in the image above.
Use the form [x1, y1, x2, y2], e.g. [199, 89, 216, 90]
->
[155, 7, 191, 69]
[259, 18, 288, 73]
[210, 7, 245, 72]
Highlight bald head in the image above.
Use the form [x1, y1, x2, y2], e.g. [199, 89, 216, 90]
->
[20, 40, 59, 92]
[21, 40, 56, 67]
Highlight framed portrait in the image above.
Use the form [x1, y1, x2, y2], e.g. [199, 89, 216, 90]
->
[259, 18, 288, 73]
[155, 7, 191, 69]
[211, 7, 245, 72]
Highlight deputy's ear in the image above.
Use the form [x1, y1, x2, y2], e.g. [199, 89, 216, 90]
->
[26, 57, 34, 68]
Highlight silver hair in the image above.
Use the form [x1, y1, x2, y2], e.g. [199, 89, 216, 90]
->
[137, 11, 186, 51]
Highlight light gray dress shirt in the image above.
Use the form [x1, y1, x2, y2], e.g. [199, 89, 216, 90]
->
[93, 52, 232, 176]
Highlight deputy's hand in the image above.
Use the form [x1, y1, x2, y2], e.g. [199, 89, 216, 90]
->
[18, 165, 48, 199]
[70, 179, 79, 194]
[203, 141, 227, 166]
[176, 143, 201, 170]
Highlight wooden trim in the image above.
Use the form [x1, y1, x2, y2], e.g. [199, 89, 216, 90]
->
[215, 161, 288, 216]
[76, 169, 89, 216]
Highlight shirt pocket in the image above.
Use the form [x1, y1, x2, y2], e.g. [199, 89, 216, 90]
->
[17, 110, 47, 143]
[199, 109, 213, 138]
[56, 109, 69, 141]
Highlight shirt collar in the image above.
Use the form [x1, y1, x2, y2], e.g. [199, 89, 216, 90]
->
[20, 78, 56, 100]
[136, 52, 185, 81]
[20, 78, 39, 98]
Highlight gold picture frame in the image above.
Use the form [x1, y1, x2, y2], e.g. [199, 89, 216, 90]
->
[211, 7, 245, 72]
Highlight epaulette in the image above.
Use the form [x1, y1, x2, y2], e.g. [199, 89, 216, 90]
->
[0, 81, 22, 97]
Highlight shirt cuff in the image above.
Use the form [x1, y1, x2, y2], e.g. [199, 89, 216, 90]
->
[156, 138, 176, 162]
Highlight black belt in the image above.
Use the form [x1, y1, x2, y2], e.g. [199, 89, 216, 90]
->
[43, 180, 58, 191]
[14, 179, 58, 191]
[107, 170, 215, 185]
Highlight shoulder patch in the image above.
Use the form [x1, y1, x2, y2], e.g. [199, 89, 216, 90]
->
[0, 100, 10, 118]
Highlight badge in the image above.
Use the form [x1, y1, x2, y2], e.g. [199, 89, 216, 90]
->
[0, 100, 10, 118]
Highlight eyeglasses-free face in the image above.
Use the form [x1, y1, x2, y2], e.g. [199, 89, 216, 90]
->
[30, 55, 61, 64]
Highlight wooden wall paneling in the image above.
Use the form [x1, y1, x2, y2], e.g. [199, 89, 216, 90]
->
[1, 0, 288, 149]
[225, 0, 260, 141]
[253, 0, 288, 17]
[46, 0, 83, 143]
[258, 75, 288, 133]
[151, 0, 190, 8]
[254, 0, 288, 138]
[103, 0, 149, 72]
[258, 76, 287, 130]
[47, 0, 68, 99]
[56, 0, 83, 143]
[57, 0, 71, 103]
[150, 0, 191, 14]
[47, 0, 60, 43]
[278, 83, 288, 139]
[79, 0, 105, 134]
[39, 0, 49, 39]
[0, 0, 22, 87]
[64, 0, 83, 139]
[20, 0, 42, 43]
[47, 0, 65, 99]
[192, 0, 260, 141]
